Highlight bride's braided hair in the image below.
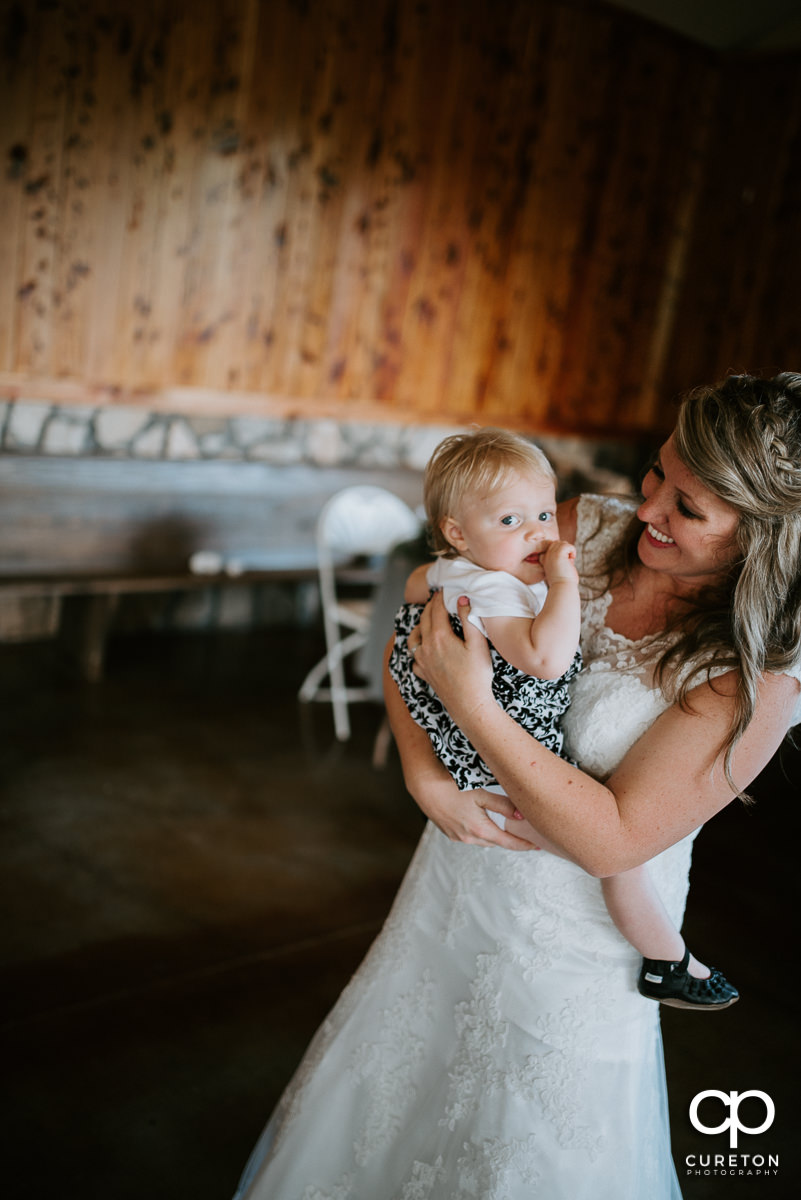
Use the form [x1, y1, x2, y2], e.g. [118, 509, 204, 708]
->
[607, 372, 801, 797]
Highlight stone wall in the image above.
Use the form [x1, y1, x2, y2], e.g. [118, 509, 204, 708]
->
[0, 398, 645, 487]
[0, 398, 647, 638]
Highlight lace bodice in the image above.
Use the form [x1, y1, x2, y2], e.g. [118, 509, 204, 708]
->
[562, 493, 676, 781]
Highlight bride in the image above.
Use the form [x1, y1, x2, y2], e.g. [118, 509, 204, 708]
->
[233, 373, 801, 1199]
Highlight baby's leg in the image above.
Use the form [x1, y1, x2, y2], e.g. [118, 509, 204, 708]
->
[482, 786, 538, 841]
[602, 867, 710, 979]
[486, 809, 541, 845]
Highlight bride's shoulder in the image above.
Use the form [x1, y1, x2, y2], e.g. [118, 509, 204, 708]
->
[568, 493, 638, 557]
[556, 495, 580, 542]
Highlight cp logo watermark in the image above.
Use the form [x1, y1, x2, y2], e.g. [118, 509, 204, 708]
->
[690, 1090, 775, 1148]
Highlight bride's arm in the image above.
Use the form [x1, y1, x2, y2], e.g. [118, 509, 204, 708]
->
[414, 591, 799, 875]
[382, 642, 536, 850]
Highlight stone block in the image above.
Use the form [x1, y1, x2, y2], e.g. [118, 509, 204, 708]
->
[165, 419, 200, 460]
[94, 407, 151, 449]
[42, 416, 89, 455]
[5, 402, 52, 449]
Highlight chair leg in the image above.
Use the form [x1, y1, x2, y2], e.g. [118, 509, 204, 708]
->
[298, 652, 334, 701]
[329, 641, 351, 741]
[372, 712, 393, 768]
[298, 630, 365, 703]
[331, 701, 350, 741]
[300, 626, 369, 741]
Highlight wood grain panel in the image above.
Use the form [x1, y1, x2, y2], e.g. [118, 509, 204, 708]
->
[0, 0, 799, 439]
[661, 53, 801, 411]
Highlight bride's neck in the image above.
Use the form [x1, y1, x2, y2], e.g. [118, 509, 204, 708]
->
[606, 563, 701, 641]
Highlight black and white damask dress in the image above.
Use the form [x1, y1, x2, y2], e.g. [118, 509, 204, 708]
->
[388, 555, 582, 797]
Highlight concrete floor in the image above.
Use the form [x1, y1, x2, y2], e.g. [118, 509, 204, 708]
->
[1, 627, 798, 1199]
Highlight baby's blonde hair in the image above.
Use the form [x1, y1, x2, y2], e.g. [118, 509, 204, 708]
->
[424, 427, 556, 557]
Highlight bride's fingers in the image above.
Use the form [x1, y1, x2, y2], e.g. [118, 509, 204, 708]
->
[479, 792, 517, 820]
[418, 589, 446, 636]
[455, 596, 485, 647]
[413, 592, 448, 676]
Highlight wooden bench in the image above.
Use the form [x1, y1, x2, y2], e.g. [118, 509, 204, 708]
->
[0, 456, 423, 680]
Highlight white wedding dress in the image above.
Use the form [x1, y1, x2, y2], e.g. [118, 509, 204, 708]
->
[234, 495, 698, 1200]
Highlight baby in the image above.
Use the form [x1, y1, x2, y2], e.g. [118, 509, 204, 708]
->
[389, 427, 738, 1010]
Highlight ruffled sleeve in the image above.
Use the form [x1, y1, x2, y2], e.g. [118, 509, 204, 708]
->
[779, 661, 801, 727]
[426, 557, 548, 637]
[573, 493, 638, 583]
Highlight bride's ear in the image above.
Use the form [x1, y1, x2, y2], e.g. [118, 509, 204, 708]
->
[440, 515, 468, 553]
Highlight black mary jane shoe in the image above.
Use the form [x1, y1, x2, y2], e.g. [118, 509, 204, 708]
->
[637, 948, 739, 1010]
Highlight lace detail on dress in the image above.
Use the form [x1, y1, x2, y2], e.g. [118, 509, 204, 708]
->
[531, 980, 615, 1161]
[440, 947, 510, 1131]
[457, 1134, 542, 1195]
[302, 1178, 353, 1200]
[581, 591, 676, 688]
[270, 1012, 338, 1140]
[398, 1158, 445, 1200]
[503, 852, 588, 964]
[438, 841, 489, 947]
[439, 942, 606, 1163]
[348, 970, 436, 1166]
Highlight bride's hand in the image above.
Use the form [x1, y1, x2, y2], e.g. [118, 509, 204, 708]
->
[411, 772, 536, 850]
[409, 592, 494, 720]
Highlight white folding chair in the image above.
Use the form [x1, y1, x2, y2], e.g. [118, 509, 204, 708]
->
[298, 486, 422, 741]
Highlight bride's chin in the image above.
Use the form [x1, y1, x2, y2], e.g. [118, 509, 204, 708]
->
[636, 532, 671, 570]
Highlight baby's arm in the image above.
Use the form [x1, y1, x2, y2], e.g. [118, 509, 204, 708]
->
[482, 541, 580, 679]
[404, 562, 432, 604]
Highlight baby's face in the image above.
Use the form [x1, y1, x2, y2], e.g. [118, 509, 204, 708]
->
[442, 469, 559, 584]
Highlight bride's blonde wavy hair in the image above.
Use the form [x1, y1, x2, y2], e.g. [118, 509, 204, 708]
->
[606, 372, 801, 797]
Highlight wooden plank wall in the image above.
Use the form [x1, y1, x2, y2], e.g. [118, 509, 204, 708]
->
[0, 0, 799, 439]
[661, 54, 801, 400]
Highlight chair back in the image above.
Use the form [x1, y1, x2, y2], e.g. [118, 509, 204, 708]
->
[316, 486, 422, 566]
[299, 485, 422, 741]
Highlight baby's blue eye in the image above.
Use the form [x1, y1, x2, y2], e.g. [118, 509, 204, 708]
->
[538, 512, 553, 522]
[500, 514, 520, 527]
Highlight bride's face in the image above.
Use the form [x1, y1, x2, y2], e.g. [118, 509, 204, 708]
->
[636, 437, 740, 586]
